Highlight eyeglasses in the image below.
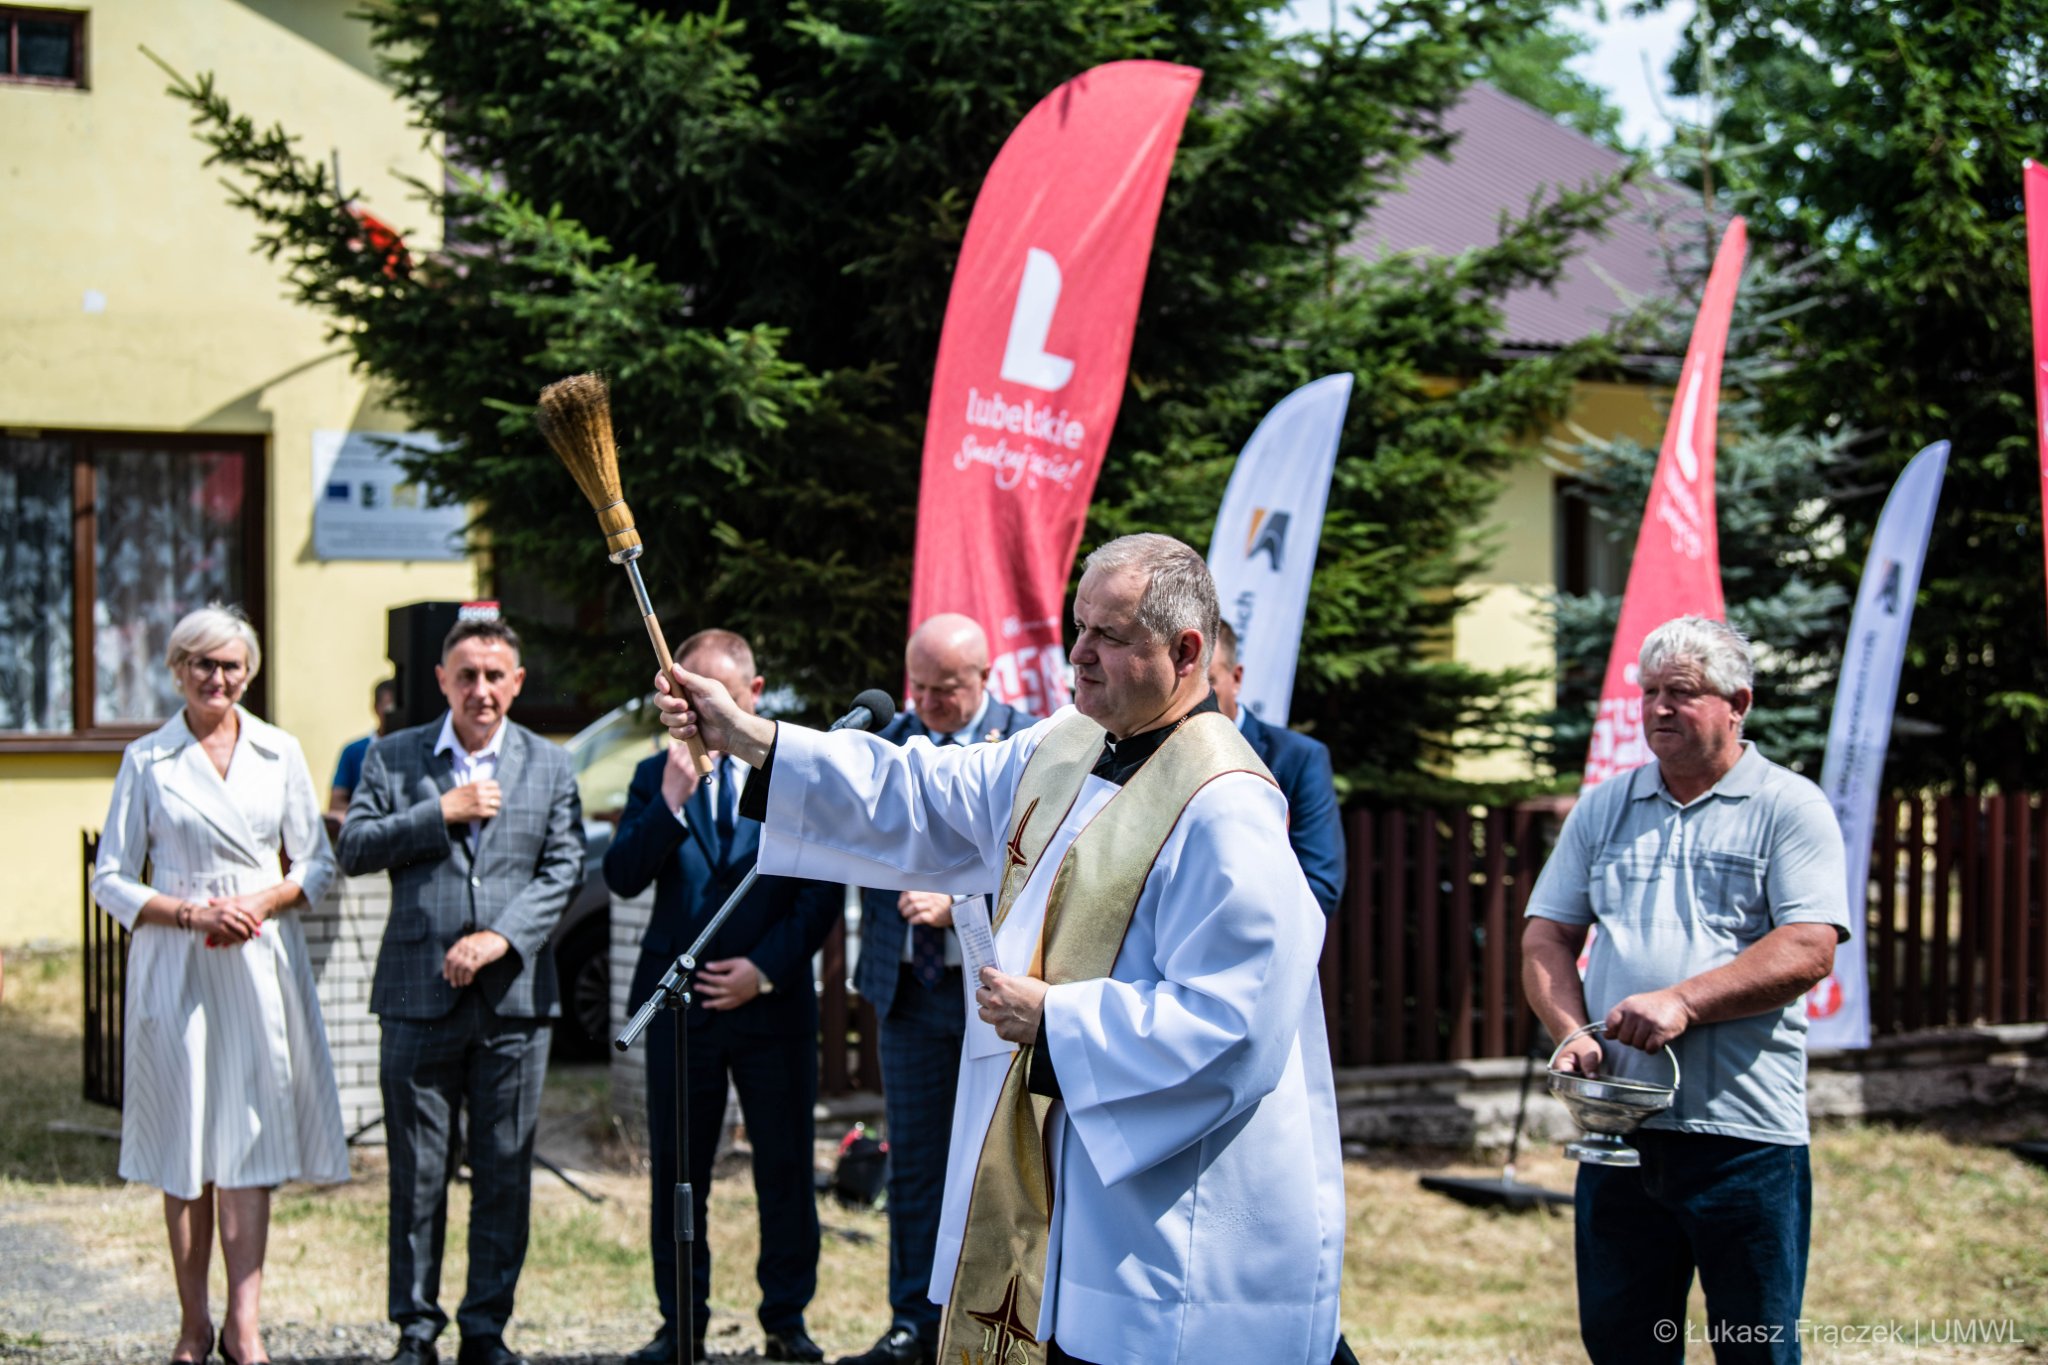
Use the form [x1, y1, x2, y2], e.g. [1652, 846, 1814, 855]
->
[187, 655, 248, 680]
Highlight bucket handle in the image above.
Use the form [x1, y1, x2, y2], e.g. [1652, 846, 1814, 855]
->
[1548, 1020, 1681, 1090]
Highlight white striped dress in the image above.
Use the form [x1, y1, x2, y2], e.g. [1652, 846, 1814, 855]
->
[91, 706, 350, 1199]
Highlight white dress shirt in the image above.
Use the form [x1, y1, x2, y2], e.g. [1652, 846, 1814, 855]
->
[434, 711, 505, 847]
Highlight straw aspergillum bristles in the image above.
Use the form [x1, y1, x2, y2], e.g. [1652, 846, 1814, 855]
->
[536, 372, 623, 511]
[537, 371, 646, 559]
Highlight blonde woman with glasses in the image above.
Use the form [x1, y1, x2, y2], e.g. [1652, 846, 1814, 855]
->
[92, 603, 348, 1365]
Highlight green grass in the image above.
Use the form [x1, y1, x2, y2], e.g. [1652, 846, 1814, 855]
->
[0, 949, 122, 1189]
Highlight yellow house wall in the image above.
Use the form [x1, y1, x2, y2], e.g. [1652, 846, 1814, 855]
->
[1453, 380, 1668, 784]
[0, 0, 473, 945]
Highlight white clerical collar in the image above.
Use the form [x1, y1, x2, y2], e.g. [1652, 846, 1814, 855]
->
[434, 711, 506, 761]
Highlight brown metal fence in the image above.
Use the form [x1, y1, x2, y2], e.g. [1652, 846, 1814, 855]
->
[1863, 793, 2048, 1034]
[83, 790, 2048, 1104]
[1319, 792, 2048, 1069]
[81, 831, 128, 1109]
[1318, 803, 1565, 1068]
[817, 914, 883, 1098]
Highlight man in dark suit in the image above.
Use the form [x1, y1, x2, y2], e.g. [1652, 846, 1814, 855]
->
[837, 615, 1033, 1365]
[1207, 621, 1346, 916]
[607, 629, 841, 1365]
[338, 618, 584, 1365]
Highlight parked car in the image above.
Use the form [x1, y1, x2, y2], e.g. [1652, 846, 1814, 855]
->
[547, 695, 668, 1059]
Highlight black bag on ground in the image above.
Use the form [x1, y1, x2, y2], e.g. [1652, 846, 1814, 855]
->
[830, 1122, 889, 1208]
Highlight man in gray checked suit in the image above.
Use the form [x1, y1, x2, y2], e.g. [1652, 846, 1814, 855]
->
[338, 617, 583, 1365]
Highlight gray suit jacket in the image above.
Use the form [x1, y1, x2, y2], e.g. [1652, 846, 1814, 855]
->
[336, 716, 583, 1021]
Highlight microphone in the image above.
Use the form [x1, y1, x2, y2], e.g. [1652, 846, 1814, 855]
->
[829, 688, 896, 734]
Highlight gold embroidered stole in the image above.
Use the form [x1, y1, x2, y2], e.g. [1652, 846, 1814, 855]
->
[941, 710, 1272, 1365]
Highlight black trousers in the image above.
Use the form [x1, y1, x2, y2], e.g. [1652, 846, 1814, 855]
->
[638, 950, 819, 1337]
[878, 964, 965, 1346]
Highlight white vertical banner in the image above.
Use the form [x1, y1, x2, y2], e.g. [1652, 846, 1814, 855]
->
[1205, 373, 1353, 725]
[1810, 440, 1950, 1050]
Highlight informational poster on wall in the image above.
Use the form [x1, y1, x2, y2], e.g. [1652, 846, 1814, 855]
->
[311, 430, 464, 561]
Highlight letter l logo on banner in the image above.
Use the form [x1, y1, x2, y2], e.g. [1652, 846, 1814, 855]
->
[909, 61, 1202, 717]
[1002, 248, 1076, 392]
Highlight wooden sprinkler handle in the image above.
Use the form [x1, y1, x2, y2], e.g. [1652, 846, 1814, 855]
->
[641, 612, 716, 778]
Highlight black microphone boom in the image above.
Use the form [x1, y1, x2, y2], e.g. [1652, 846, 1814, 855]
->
[830, 688, 897, 734]
[618, 686, 896, 1053]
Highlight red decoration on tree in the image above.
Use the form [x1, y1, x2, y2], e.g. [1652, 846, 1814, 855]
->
[347, 207, 409, 278]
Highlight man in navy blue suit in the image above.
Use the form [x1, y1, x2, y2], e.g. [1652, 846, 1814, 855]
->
[1207, 622, 1346, 916]
[837, 615, 1033, 1365]
[606, 629, 841, 1365]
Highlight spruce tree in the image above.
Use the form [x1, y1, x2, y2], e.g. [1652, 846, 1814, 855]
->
[166, 0, 1625, 797]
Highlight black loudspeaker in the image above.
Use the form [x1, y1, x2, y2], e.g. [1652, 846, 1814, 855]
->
[385, 600, 462, 732]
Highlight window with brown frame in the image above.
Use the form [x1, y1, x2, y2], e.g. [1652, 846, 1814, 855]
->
[1555, 474, 1629, 600]
[0, 431, 267, 749]
[1, 6, 86, 87]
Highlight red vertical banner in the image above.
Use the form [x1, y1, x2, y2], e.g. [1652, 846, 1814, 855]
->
[1582, 218, 1748, 789]
[2026, 160, 2048, 635]
[909, 61, 1202, 715]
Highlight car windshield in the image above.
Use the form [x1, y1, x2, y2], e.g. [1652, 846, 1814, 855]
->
[561, 683, 810, 820]
[561, 694, 667, 821]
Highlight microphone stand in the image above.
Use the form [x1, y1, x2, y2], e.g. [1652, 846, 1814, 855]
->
[618, 863, 761, 1365]
[614, 692, 892, 1365]
[610, 695, 892, 1365]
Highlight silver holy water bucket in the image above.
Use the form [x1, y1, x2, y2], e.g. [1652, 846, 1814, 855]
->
[1546, 1021, 1681, 1168]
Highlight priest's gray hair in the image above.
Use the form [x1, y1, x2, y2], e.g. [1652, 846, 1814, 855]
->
[1638, 615, 1753, 697]
[165, 602, 263, 682]
[1083, 533, 1221, 668]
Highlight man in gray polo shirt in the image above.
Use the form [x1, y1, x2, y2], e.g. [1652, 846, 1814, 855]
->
[1524, 616, 1848, 1365]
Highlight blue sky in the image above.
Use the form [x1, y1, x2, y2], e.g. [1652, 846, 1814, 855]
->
[1280, 1, 1699, 148]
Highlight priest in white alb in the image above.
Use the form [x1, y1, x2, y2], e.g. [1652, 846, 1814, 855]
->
[653, 534, 1344, 1365]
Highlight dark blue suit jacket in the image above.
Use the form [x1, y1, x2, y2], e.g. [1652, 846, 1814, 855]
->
[604, 751, 840, 1037]
[854, 700, 1036, 1015]
[1240, 710, 1347, 917]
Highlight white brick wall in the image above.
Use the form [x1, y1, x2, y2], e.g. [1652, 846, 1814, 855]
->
[608, 886, 656, 1144]
[299, 874, 391, 1141]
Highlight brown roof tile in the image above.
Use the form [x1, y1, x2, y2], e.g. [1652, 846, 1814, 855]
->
[1345, 83, 1693, 351]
